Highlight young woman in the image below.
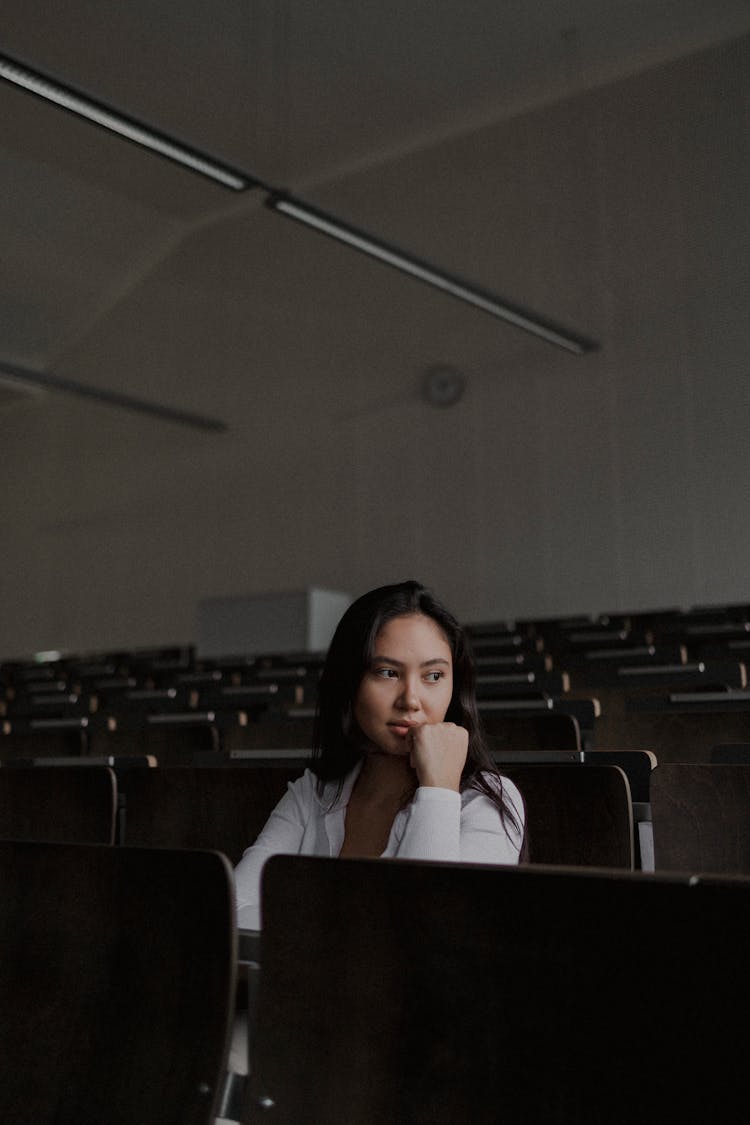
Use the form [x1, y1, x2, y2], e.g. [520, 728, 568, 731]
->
[234, 580, 525, 929]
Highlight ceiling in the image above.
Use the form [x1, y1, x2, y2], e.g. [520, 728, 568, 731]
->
[2, 0, 750, 428]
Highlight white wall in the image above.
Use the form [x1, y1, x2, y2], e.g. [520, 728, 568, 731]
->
[1, 35, 749, 659]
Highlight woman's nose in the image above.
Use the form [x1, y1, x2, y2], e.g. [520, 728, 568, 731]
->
[397, 677, 421, 710]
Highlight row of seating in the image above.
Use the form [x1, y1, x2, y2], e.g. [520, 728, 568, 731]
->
[0, 756, 631, 1123]
[0, 762, 295, 863]
[7, 621, 750, 765]
[0, 648, 322, 770]
[13, 689, 750, 766]
[471, 598, 750, 652]
[482, 689, 750, 760]
[4, 601, 749, 696]
[468, 606, 750, 768]
[3, 754, 750, 877]
[0, 707, 316, 763]
[468, 609, 750, 763]
[4, 602, 749, 1122]
[5, 838, 749, 1124]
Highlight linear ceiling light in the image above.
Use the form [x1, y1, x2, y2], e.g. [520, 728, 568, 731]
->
[267, 194, 597, 355]
[0, 51, 598, 354]
[0, 362, 227, 432]
[0, 52, 257, 191]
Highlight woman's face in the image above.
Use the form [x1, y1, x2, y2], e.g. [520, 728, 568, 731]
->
[353, 613, 454, 756]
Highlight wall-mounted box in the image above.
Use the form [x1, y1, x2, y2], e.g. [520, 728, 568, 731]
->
[196, 588, 352, 658]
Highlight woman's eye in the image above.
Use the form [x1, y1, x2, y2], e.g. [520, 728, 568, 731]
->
[374, 667, 397, 678]
[424, 671, 444, 682]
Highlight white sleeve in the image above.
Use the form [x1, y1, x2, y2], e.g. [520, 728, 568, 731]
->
[393, 776, 524, 866]
[233, 770, 316, 930]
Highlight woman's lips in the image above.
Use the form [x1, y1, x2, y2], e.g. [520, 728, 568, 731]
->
[388, 722, 418, 738]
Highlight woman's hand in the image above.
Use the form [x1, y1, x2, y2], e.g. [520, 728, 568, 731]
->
[407, 722, 468, 791]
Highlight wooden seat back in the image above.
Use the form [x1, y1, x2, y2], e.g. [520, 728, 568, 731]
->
[222, 711, 315, 751]
[0, 765, 117, 844]
[0, 841, 236, 1125]
[711, 742, 750, 762]
[90, 715, 220, 764]
[481, 709, 581, 751]
[580, 748, 657, 802]
[0, 717, 89, 760]
[651, 761, 750, 874]
[249, 856, 750, 1124]
[593, 691, 750, 760]
[120, 765, 302, 864]
[500, 763, 634, 868]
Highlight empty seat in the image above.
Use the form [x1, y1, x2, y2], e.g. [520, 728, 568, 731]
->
[0, 840, 236, 1125]
[481, 709, 581, 751]
[119, 765, 302, 864]
[580, 748, 656, 803]
[651, 762, 750, 875]
[222, 709, 315, 752]
[580, 748, 657, 870]
[0, 716, 90, 760]
[248, 855, 750, 1124]
[0, 765, 117, 844]
[499, 763, 634, 868]
[593, 690, 750, 761]
[89, 712, 222, 764]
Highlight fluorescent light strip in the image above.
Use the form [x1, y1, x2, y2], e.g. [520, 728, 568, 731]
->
[0, 53, 254, 191]
[0, 51, 597, 352]
[268, 195, 597, 354]
[0, 362, 227, 432]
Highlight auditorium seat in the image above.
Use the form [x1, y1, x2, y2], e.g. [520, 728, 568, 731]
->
[593, 689, 750, 761]
[0, 715, 91, 760]
[481, 696, 599, 750]
[578, 748, 656, 801]
[119, 764, 302, 863]
[569, 658, 747, 692]
[222, 708, 316, 752]
[587, 675, 746, 740]
[559, 643, 689, 682]
[0, 840, 236, 1125]
[246, 855, 750, 1124]
[0, 765, 117, 844]
[651, 761, 750, 875]
[474, 650, 554, 673]
[580, 748, 656, 869]
[475, 668, 570, 700]
[499, 763, 634, 869]
[481, 709, 581, 751]
[88, 710, 224, 764]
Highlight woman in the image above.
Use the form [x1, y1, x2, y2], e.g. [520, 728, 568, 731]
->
[234, 580, 525, 930]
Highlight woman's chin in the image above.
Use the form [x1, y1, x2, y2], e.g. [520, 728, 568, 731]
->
[367, 741, 412, 760]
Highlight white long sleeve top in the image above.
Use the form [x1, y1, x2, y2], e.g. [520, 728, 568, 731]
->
[234, 763, 525, 930]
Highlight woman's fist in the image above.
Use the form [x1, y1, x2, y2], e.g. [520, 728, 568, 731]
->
[407, 722, 468, 790]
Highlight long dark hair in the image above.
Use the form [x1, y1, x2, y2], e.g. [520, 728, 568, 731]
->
[311, 579, 523, 840]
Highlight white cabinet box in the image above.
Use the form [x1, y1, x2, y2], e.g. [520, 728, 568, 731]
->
[196, 588, 352, 658]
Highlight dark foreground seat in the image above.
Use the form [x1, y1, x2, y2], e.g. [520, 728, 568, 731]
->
[119, 764, 302, 863]
[0, 841, 236, 1125]
[247, 855, 750, 1124]
[0, 765, 117, 844]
